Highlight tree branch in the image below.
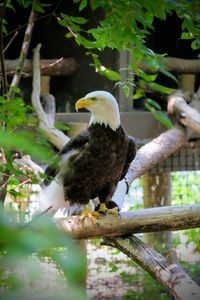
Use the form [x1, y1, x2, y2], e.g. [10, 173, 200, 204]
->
[7, 4, 37, 100]
[3, 31, 19, 54]
[168, 90, 200, 135]
[0, 0, 8, 94]
[31, 44, 70, 150]
[104, 236, 200, 300]
[125, 124, 187, 184]
[55, 204, 200, 239]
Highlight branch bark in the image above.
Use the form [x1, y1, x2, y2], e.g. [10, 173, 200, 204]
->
[7, 3, 37, 100]
[1, 58, 77, 77]
[168, 90, 200, 135]
[55, 204, 200, 239]
[125, 124, 187, 184]
[104, 236, 200, 300]
[31, 44, 70, 149]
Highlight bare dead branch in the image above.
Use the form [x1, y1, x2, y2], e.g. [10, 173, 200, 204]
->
[125, 124, 187, 184]
[55, 204, 200, 239]
[104, 236, 200, 300]
[3, 30, 19, 54]
[7, 4, 37, 100]
[168, 90, 200, 135]
[31, 44, 70, 150]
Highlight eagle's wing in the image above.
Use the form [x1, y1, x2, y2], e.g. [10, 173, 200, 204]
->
[110, 136, 136, 211]
[35, 130, 90, 215]
[120, 136, 136, 180]
[44, 130, 90, 185]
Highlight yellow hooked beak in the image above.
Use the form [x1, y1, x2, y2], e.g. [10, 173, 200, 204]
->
[75, 98, 94, 112]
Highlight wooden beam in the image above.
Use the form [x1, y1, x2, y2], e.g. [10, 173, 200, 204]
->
[55, 204, 200, 239]
[2, 56, 200, 78]
[1, 57, 77, 76]
[139, 57, 200, 74]
[55, 111, 167, 140]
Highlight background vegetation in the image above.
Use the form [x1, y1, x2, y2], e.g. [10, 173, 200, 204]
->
[0, 0, 200, 299]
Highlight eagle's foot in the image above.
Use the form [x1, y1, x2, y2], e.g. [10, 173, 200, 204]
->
[79, 208, 101, 224]
[98, 203, 107, 215]
[107, 206, 119, 217]
[97, 203, 119, 217]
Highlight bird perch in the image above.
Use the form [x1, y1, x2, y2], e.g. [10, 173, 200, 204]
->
[55, 204, 200, 239]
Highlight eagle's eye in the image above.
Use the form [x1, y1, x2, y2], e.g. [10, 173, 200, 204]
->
[91, 97, 97, 101]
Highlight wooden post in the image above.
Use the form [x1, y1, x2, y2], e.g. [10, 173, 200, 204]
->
[180, 74, 195, 95]
[143, 172, 172, 254]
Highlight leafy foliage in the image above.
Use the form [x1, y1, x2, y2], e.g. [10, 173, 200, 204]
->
[0, 211, 88, 300]
[57, 0, 200, 125]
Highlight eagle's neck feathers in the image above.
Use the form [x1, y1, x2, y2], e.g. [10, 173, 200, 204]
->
[89, 98, 120, 131]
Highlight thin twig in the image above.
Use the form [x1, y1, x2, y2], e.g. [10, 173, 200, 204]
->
[20, 206, 53, 229]
[3, 30, 19, 54]
[0, 0, 8, 94]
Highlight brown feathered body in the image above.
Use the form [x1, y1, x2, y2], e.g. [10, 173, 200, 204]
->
[45, 123, 136, 208]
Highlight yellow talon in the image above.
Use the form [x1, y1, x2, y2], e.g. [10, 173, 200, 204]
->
[98, 203, 119, 217]
[99, 203, 107, 214]
[79, 208, 101, 224]
[107, 207, 119, 217]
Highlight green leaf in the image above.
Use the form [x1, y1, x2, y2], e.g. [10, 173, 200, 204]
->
[10, 86, 21, 94]
[79, 0, 87, 11]
[0, 130, 53, 162]
[159, 66, 179, 84]
[152, 111, 173, 129]
[146, 98, 161, 110]
[123, 84, 130, 97]
[138, 69, 158, 82]
[54, 122, 70, 131]
[71, 16, 88, 24]
[132, 88, 144, 100]
[149, 82, 175, 94]
[100, 67, 120, 81]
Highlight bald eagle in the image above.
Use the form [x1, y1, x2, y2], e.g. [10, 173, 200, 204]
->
[38, 91, 136, 217]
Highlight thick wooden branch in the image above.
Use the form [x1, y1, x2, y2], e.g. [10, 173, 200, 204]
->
[104, 236, 200, 300]
[55, 204, 200, 239]
[31, 44, 70, 150]
[168, 90, 200, 135]
[2, 58, 77, 77]
[139, 56, 200, 74]
[2, 56, 199, 77]
[125, 124, 187, 184]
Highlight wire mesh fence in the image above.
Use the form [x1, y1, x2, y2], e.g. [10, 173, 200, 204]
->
[2, 169, 200, 299]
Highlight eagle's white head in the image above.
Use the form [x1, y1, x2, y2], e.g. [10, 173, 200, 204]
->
[75, 91, 120, 131]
